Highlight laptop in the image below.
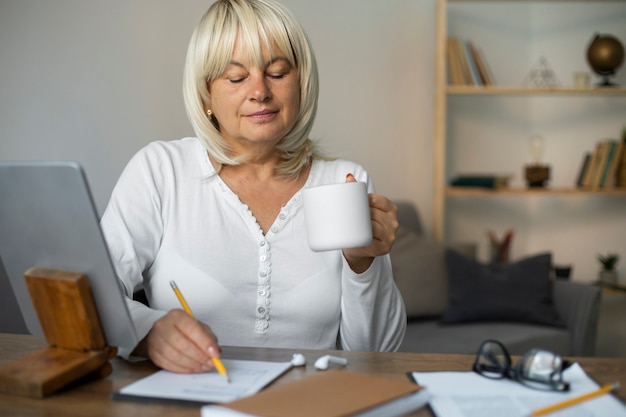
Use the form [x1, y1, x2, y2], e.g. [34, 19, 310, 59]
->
[0, 161, 138, 350]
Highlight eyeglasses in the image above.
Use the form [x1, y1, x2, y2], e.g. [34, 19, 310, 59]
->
[473, 339, 570, 392]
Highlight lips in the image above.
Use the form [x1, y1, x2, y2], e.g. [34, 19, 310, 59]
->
[247, 109, 277, 120]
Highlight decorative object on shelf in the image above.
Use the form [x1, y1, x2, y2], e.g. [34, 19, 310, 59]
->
[524, 57, 560, 87]
[524, 134, 551, 188]
[573, 71, 591, 88]
[586, 33, 625, 87]
[552, 265, 572, 280]
[487, 229, 513, 265]
[525, 166, 551, 188]
[597, 252, 619, 285]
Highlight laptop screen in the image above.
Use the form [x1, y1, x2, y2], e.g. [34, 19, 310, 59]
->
[0, 161, 137, 349]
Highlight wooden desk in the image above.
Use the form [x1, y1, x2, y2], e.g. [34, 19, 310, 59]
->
[1, 333, 625, 417]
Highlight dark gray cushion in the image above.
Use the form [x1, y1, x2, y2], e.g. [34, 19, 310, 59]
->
[391, 226, 448, 319]
[441, 250, 564, 327]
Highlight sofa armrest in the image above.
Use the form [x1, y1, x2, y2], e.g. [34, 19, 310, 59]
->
[552, 280, 601, 357]
[394, 201, 424, 235]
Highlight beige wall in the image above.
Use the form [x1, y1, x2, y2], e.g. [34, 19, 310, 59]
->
[0, 0, 434, 221]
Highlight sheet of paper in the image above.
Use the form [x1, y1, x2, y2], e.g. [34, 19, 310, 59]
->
[118, 359, 292, 404]
[412, 363, 626, 417]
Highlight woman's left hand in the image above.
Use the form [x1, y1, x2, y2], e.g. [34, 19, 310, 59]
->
[343, 175, 398, 273]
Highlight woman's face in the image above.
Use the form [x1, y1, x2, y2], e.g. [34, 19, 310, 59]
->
[208, 35, 301, 155]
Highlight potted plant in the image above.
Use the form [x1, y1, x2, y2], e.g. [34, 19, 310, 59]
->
[598, 253, 619, 284]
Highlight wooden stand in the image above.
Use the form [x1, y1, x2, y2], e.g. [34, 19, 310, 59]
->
[0, 268, 116, 398]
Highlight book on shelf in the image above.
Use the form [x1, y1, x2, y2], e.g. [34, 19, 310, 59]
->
[462, 41, 482, 85]
[615, 150, 626, 188]
[615, 127, 626, 188]
[446, 37, 466, 85]
[447, 37, 472, 85]
[599, 140, 622, 188]
[579, 139, 624, 189]
[450, 174, 511, 189]
[446, 37, 493, 86]
[453, 38, 473, 85]
[575, 152, 591, 187]
[618, 141, 626, 187]
[580, 141, 604, 188]
[592, 140, 613, 188]
[467, 40, 493, 85]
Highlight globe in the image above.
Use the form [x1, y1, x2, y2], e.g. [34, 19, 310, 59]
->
[586, 33, 625, 86]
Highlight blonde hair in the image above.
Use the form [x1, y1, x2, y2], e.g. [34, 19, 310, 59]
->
[183, 0, 329, 178]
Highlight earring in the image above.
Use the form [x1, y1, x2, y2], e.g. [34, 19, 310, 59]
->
[207, 109, 213, 118]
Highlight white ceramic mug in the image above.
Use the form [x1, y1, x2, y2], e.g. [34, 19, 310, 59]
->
[302, 181, 372, 252]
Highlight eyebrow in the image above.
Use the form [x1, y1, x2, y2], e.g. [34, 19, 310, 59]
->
[227, 56, 292, 69]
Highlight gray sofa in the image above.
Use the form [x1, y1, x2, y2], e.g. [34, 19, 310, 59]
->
[391, 201, 602, 357]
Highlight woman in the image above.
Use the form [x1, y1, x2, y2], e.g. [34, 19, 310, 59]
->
[101, 0, 406, 373]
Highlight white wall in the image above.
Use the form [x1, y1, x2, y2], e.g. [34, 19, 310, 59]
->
[0, 0, 434, 220]
[1, 1, 625, 282]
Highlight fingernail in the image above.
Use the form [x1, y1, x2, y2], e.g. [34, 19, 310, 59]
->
[208, 346, 219, 357]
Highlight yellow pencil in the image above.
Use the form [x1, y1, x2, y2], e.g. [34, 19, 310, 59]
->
[530, 382, 620, 416]
[170, 280, 230, 383]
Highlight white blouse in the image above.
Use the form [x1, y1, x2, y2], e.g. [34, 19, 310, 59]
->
[101, 137, 406, 355]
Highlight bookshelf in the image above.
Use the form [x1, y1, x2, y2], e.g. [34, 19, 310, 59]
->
[446, 187, 626, 196]
[447, 86, 626, 95]
[433, 0, 626, 241]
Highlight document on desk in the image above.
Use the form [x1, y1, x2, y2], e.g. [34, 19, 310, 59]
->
[411, 363, 626, 417]
[115, 359, 293, 405]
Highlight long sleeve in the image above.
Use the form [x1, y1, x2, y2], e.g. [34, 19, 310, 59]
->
[100, 143, 171, 347]
[339, 255, 407, 352]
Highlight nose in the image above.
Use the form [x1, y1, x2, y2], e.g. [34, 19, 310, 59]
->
[249, 72, 271, 102]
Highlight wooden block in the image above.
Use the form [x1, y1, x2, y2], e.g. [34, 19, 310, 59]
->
[0, 268, 116, 398]
[0, 346, 109, 398]
[24, 268, 106, 351]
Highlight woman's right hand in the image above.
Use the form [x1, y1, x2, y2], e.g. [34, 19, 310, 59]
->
[132, 309, 222, 373]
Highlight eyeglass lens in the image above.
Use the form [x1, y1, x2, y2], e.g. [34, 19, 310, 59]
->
[473, 340, 511, 379]
[517, 349, 568, 391]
